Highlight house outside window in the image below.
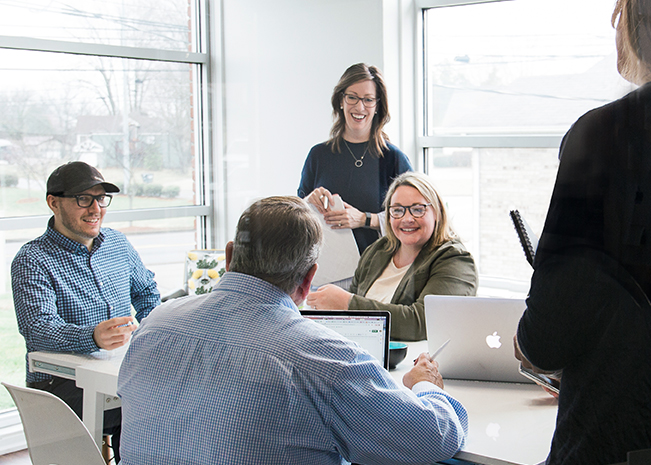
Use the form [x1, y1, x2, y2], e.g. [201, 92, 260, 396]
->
[0, 0, 212, 415]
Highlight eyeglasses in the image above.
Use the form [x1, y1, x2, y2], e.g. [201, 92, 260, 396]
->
[57, 194, 113, 208]
[388, 203, 432, 219]
[343, 94, 379, 108]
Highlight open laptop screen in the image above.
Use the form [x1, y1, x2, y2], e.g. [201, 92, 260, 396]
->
[300, 310, 391, 370]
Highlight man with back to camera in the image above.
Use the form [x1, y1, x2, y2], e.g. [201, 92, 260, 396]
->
[11, 161, 161, 463]
[118, 195, 468, 465]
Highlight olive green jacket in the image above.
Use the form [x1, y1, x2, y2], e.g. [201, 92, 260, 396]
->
[348, 237, 477, 341]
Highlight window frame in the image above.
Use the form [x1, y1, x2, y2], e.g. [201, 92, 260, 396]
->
[0, 1, 216, 447]
[0, 0, 217, 247]
[415, 0, 564, 171]
[415, 0, 567, 283]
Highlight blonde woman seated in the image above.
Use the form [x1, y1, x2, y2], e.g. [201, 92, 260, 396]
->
[306, 171, 477, 341]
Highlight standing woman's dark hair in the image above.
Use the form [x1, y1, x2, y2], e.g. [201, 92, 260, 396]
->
[328, 63, 390, 157]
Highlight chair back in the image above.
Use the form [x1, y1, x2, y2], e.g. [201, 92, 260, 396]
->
[2, 382, 106, 465]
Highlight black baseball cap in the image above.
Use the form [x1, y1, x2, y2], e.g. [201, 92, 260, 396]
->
[46, 161, 120, 196]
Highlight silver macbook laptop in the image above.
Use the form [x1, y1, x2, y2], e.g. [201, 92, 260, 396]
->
[300, 310, 391, 370]
[424, 295, 532, 383]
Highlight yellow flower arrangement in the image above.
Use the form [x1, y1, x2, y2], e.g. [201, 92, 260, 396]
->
[185, 249, 226, 295]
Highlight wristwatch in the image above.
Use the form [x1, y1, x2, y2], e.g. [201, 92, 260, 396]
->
[365, 212, 372, 228]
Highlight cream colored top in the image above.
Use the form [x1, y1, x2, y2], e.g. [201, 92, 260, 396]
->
[364, 258, 411, 304]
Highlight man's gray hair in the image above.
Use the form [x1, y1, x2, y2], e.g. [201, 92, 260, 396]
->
[229, 196, 323, 295]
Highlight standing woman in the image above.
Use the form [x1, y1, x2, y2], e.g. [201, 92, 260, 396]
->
[514, 0, 651, 463]
[298, 63, 412, 254]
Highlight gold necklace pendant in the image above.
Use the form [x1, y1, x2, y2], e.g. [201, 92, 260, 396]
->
[344, 140, 368, 168]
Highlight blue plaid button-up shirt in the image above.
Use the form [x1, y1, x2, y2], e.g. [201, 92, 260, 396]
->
[12, 218, 160, 383]
[118, 272, 468, 465]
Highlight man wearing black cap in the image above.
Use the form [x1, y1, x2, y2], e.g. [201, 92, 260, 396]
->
[11, 161, 161, 463]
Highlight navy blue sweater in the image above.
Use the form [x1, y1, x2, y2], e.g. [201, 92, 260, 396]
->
[298, 140, 412, 253]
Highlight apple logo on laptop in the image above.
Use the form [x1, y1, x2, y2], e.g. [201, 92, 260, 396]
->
[486, 331, 502, 349]
[486, 422, 501, 441]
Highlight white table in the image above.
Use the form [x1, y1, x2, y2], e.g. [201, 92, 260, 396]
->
[28, 345, 127, 447]
[29, 341, 558, 464]
[391, 341, 558, 465]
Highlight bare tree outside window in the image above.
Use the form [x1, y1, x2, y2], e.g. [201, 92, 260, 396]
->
[0, 0, 207, 411]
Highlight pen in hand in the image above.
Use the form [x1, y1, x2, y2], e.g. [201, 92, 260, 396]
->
[414, 339, 451, 365]
[321, 195, 328, 210]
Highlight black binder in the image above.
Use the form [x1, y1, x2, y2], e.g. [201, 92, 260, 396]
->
[509, 210, 538, 267]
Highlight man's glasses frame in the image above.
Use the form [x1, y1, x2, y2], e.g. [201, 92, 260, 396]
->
[56, 194, 113, 208]
[343, 94, 379, 108]
[388, 203, 432, 219]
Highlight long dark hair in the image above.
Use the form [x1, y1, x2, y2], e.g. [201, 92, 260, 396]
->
[327, 63, 390, 157]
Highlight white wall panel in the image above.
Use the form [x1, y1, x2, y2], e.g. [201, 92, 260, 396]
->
[216, 0, 389, 240]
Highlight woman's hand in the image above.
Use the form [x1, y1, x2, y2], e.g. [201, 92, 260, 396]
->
[305, 187, 334, 215]
[306, 284, 353, 310]
[323, 200, 366, 229]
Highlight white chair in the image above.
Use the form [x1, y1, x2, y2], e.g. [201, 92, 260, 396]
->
[2, 382, 106, 465]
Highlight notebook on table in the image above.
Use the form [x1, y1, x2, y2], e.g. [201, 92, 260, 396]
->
[424, 295, 532, 383]
[300, 310, 391, 370]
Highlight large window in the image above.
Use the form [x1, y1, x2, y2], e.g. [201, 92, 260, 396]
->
[420, 0, 634, 286]
[0, 0, 212, 416]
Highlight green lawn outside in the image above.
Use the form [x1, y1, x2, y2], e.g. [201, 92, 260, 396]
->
[0, 184, 52, 217]
[1, 165, 195, 216]
[2, 186, 193, 215]
[0, 290, 26, 410]
[1, 182, 196, 241]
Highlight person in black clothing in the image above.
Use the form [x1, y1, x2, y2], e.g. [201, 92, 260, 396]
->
[514, 1, 651, 463]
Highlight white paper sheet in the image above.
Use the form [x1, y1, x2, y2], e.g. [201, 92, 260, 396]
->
[310, 204, 360, 287]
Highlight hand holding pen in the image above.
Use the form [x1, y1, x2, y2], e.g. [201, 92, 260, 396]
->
[306, 188, 334, 214]
[403, 340, 451, 390]
[321, 195, 328, 210]
[413, 339, 451, 365]
[404, 353, 445, 390]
